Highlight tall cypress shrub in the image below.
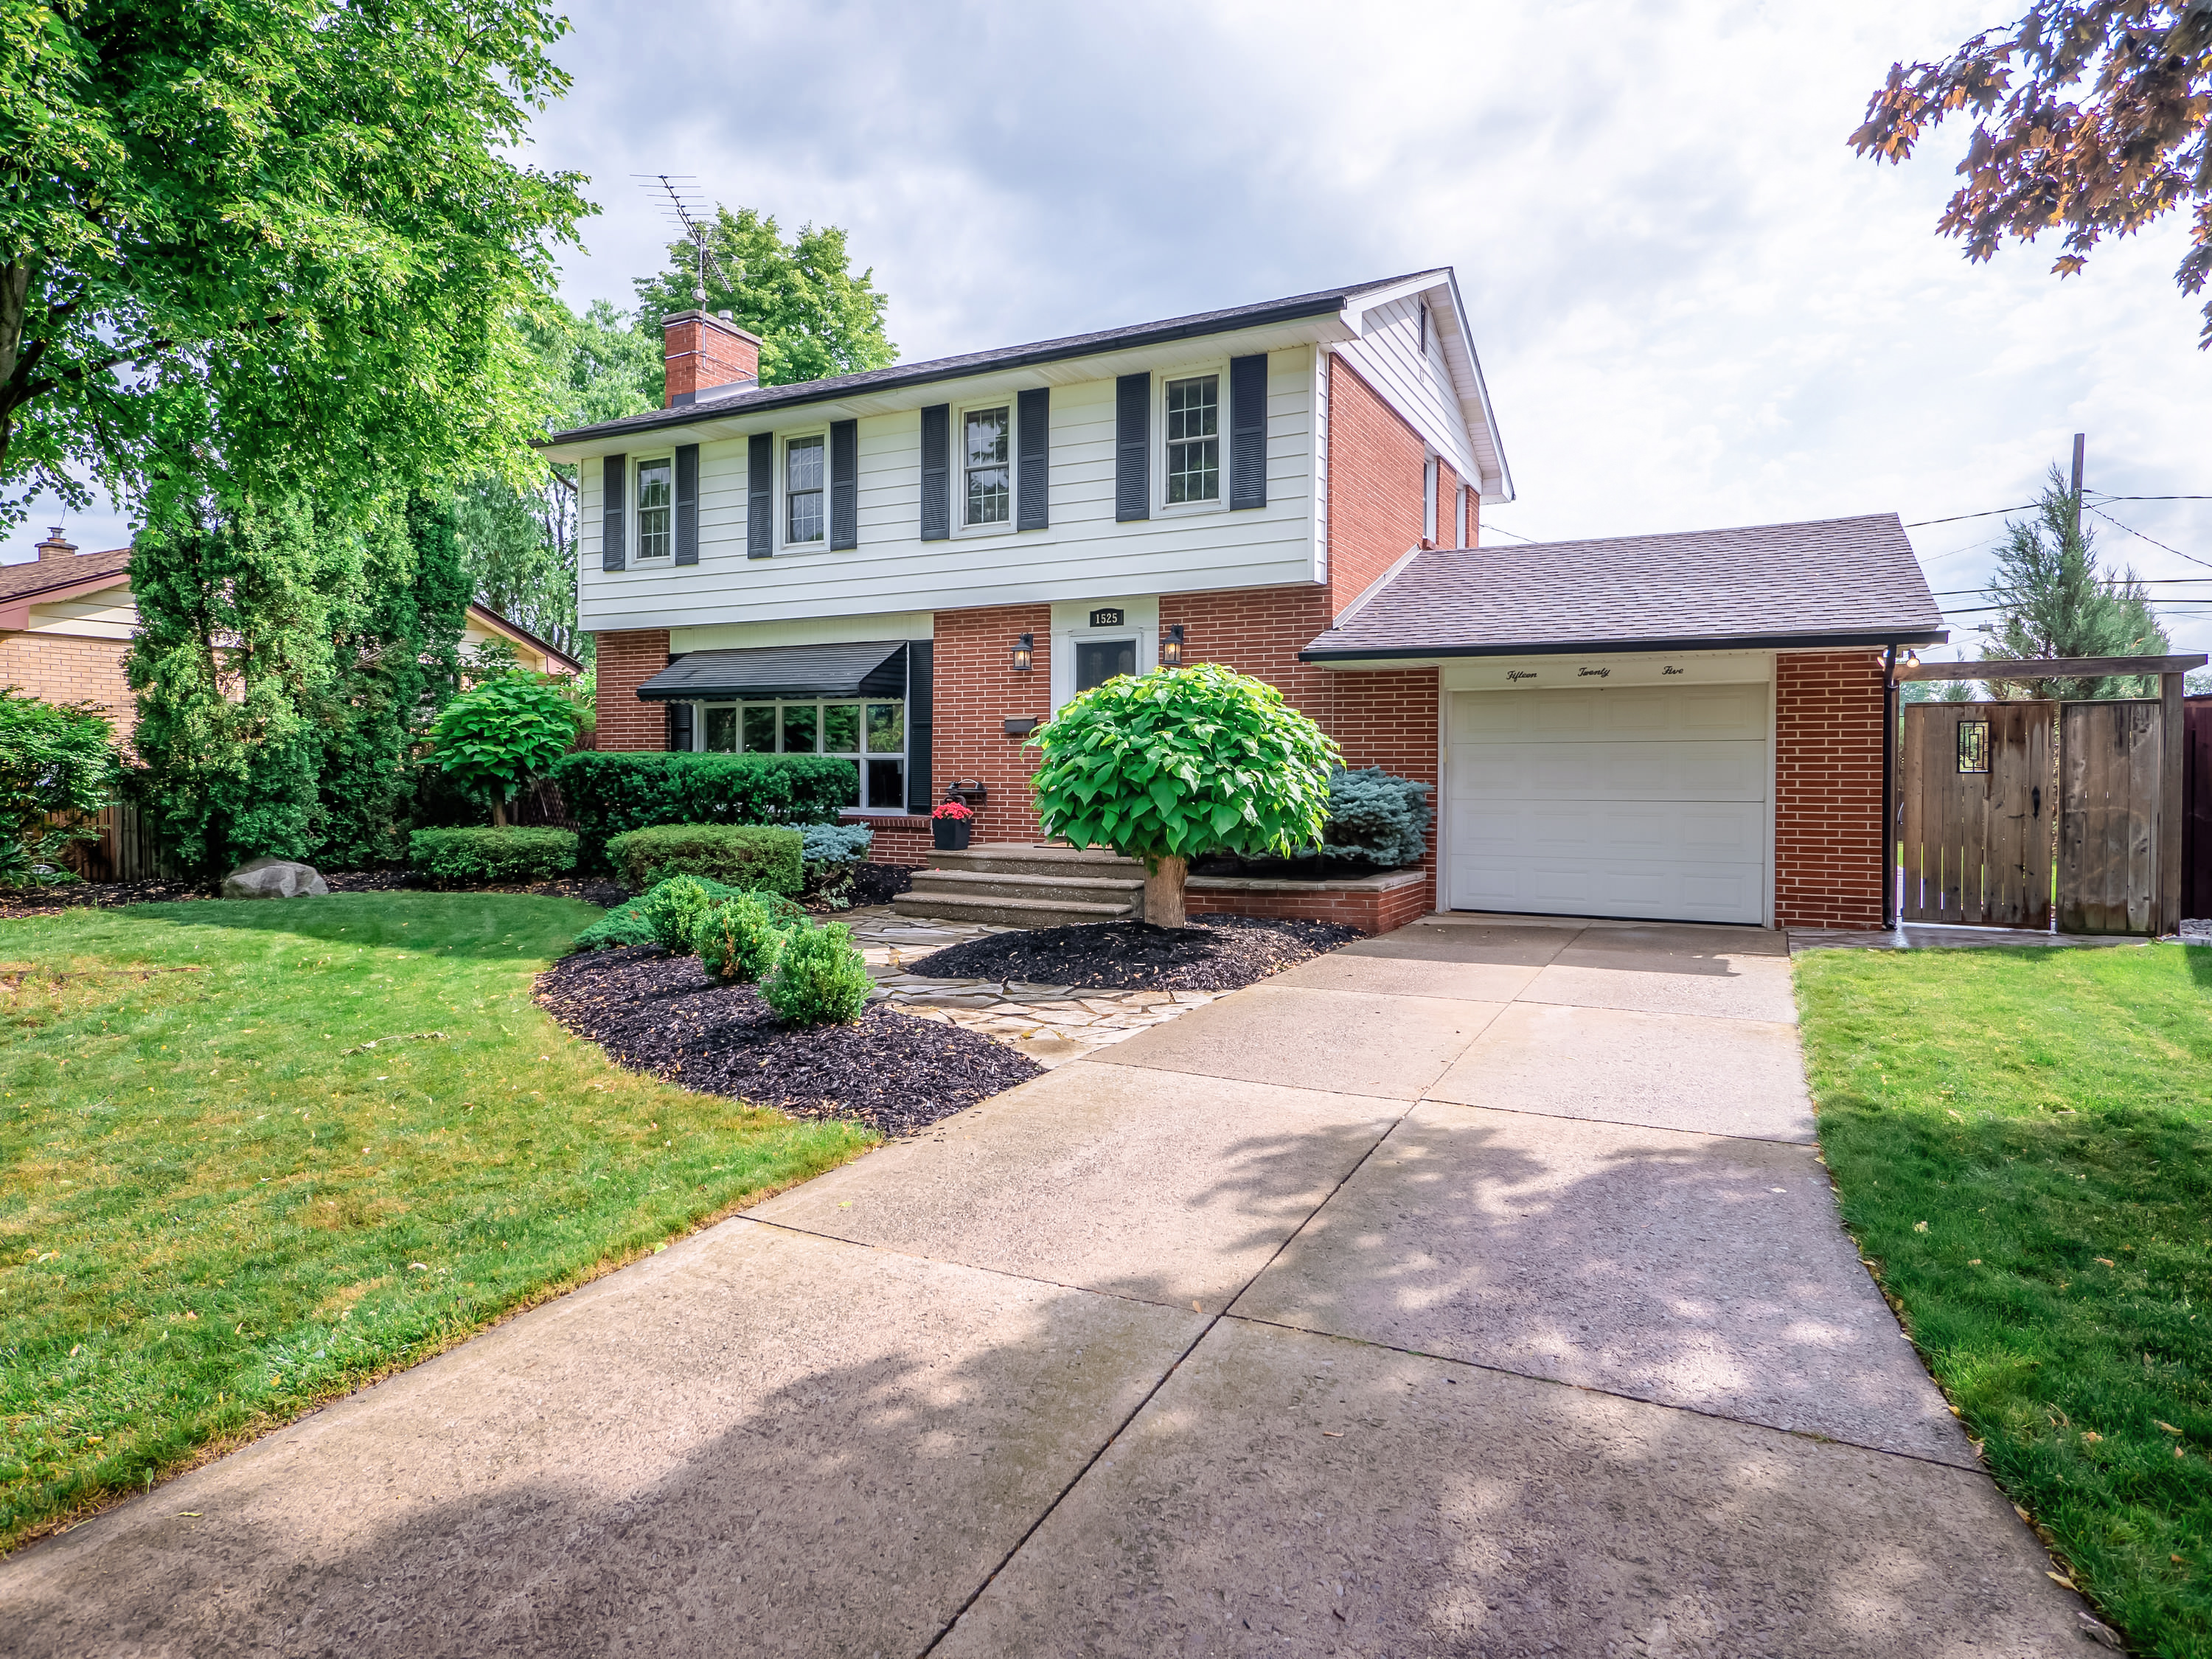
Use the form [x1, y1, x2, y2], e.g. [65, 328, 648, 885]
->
[311, 498, 470, 866]
[128, 499, 344, 873]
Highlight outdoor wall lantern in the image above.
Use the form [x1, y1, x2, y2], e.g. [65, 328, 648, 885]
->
[1160, 624, 1186, 668]
[1899, 649, 1921, 672]
[1011, 633, 1034, 673]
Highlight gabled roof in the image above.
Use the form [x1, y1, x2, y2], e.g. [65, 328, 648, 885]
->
[0, 547, 131, 606]
[1301, 513, 1948, 660]
[465, 602, 582, 675]
[543, 270, 1468, 452]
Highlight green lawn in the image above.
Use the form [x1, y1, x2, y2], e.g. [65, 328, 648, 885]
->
[0, 893, 870, 1554]
[1798, 942, 2212, 1657]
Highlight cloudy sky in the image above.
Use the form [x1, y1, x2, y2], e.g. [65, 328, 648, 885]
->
[14, 0, 2211, 660]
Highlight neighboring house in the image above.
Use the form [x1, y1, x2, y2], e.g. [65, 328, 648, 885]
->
[544, 267, 1945, 931]
[0, 529, 580, 738]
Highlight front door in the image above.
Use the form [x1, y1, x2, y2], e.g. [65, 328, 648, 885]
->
[1075, 638, 1136, 692]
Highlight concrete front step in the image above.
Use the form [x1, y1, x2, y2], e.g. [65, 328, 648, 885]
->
[927, 844, 1147, 880]
[908, 868, 1144, 907]
[890, 891, 1135, 930]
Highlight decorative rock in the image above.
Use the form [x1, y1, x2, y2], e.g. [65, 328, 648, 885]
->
[221, 857, 330, 900]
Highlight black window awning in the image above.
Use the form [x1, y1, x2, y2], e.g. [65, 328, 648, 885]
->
[635, 641, 911, 703]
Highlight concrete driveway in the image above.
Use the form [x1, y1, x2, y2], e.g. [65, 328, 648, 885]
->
[1, 915, 2088, 1656]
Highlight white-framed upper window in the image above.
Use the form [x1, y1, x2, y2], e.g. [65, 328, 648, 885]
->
[635, 454, 674, 561]
[962, 403, 1012, 528]
[1164, 372, 1221, 506]
[785, 433, 826, 546]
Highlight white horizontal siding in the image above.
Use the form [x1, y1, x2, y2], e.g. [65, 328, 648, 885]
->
[27, 585, 137, 640]
[1334, 293, 1481, 483]
[580, 347, 1323, 634]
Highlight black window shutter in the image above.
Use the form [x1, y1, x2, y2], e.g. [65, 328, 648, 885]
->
[674, 444, 699, 564]
[830, 419, 859, 550]
[601, 454, 626, 570]
[666, 702, 694, 753]
[919, 404, 950, 541]
[905, 640, 933, 813]
[1115, 373, 1150, 521]
[1229, 355, 1267, 510]
[1016, 387, 1048, 531]
[747, 433, 773, 559]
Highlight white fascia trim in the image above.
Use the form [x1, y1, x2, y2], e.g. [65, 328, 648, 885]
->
[1436, 271, 1513, 504]
[1332, 545, 1422, 628]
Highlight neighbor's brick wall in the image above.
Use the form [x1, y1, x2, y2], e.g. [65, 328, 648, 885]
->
[593, 629, 670, 752]
[1774, 649, 1888, 928]
[1326, 355, 1429, 611]
[0, 631, 136, 736]
[928, 602, 1053, 844]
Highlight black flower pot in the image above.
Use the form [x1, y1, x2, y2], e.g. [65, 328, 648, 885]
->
[933, 818, 972, 851]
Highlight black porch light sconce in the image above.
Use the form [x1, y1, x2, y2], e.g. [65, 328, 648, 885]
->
[1160, 623, 1186, 668]
[1011, 632, 1034, 673]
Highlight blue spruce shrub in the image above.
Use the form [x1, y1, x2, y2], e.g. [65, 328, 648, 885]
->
[1318, 766, 1433, 869]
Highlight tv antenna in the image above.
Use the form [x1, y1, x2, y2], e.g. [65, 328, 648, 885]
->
[636, 174, 734, 307]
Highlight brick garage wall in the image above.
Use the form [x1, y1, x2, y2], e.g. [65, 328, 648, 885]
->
[928, 602, 1053, 844]
[593, 629, 669, 753]
[1774, 650, 1888, 928]
[0, 631, 136, 737]
[1155, 585, 1440, 914]
[1326, 355, 1428, 610]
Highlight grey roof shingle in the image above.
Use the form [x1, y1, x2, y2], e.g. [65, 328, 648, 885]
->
[1301, 513, 1947, 658]
[543, 271, 1444, 448]
[636, 640, 911, 702]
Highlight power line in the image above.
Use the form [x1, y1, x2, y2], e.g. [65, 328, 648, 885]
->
[1905, 505, 2035, 527]
[2088, 493, 2212, 502]
[2082, 505, 2212, 574]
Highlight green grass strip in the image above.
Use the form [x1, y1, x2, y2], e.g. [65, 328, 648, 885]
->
[0, 893, 870, 1554]
[1798, 942, 2212, 1655]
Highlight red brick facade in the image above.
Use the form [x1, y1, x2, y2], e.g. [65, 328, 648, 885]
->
[925, 602, 1054, 844]
[1185, 873, 1433, 935]
[1773, 650, 1888, 928]
[1326, 355, 1429, 609]
[594, 629, 672, 752]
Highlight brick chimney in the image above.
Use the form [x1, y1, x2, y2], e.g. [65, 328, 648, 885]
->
[663, 310, 762, 407]
[36, 526, 77, 562]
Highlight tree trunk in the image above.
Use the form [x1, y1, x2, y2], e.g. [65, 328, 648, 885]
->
[492, 796, 509, 827]
[1145, 854, 1188, 929]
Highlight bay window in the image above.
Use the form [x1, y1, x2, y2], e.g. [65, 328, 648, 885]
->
[689, 696, 907, 810]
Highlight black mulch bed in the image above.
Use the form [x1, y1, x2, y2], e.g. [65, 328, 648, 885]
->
[843, 860, 914, 908]
[906, 914, 1363, 992]
[535, 945, 1040, 1135]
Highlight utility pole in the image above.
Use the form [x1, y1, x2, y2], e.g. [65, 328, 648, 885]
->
[2070, 431, 2086, 543]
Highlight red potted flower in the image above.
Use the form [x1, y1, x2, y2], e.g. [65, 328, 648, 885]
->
[931, 798, 975, 851]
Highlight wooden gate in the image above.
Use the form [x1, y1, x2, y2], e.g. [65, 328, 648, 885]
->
[2186, 697, 2211, 923]
[2060, 700, 2163, 934]
[1900, 701, 2054, 927]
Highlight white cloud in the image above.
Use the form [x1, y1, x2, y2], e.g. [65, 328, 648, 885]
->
[14, 0, 2209, 658]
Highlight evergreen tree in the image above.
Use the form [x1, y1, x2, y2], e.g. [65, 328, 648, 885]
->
[126, 500, 345, 872]
[1979, 465, 2168, 700]
[311, 499, 470, 868]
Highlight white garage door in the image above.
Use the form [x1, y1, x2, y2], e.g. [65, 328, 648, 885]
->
[1446, 681, 1770, 925]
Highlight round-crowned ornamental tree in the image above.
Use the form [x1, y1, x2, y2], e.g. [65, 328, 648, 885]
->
[1026, 662, 1338, 928]
[427, 675, 585, 826]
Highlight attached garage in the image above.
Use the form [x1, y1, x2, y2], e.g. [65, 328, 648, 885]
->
[1444, 673, 1770, 924]
[1299, 514, 1951, 930]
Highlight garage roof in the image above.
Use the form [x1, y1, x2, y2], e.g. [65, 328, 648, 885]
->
[1301, 512, 1948, 661]
[635, 641, 909, 702]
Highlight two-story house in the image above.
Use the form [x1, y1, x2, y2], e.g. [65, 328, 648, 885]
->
[543, 268, 1945, 932]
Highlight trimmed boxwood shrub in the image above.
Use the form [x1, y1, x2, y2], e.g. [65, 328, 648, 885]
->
[572, 876, 804, 952]
[762, 921, 873, 1026]
[639, 874, 714, 953]
[407, 826, 578, 886]
[550, 751, 857, 869]
[604, 824, 804, 894]
[695, 892, 798, 982]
